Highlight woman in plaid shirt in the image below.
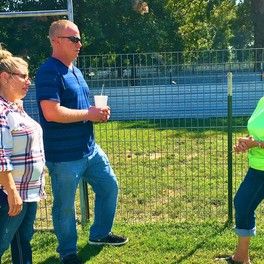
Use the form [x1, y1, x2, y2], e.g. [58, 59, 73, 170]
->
[0, 48, 45, 264]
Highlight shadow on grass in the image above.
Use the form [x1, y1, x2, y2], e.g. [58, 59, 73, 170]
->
[175, 221, 230, 263]
[79, 244, 104, 262]
[38, 244, 103, 264]
[39, 256, 60, 264]
[114, 117, 248, 132]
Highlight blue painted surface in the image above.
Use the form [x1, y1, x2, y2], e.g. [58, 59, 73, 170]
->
[23, 72, 264, 121]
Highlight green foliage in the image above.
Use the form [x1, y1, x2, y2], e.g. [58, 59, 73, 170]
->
[73, 0, 182, 54]
[232, 0, 254, 48]
[0, 0, 66, 75]
[251, 0, 264, 48]
[166, 0, 237, 53]
[0, 0, 257, 74]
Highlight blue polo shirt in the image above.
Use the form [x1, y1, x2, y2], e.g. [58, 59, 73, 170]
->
[35, 57, 95, 162]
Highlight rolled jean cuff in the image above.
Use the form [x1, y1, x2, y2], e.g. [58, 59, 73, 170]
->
[235, 226, 256, 237]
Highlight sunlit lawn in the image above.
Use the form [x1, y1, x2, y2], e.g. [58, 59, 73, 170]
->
[2, 221, 264, 263]
[3, 118, 264, 263]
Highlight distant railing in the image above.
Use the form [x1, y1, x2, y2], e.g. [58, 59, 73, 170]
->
[77, 48, 264, 88]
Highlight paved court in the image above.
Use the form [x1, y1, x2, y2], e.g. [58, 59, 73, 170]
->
[23, 71, 264, 121]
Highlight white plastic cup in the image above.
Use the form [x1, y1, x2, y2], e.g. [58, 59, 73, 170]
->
[94, 95, 108, 107]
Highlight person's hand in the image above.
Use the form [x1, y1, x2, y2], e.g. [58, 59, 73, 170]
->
[233, 136, 256, 153]
[6, 188, 23, 216]
[104, 107, 111, 121]
[87, 106, 111, 122]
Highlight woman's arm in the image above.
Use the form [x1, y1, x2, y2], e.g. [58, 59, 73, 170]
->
[233, 135, 262, 153]
[0, 171, 23, 216]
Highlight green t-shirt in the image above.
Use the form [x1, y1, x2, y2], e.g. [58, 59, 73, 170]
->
[247, 96, 264, 170]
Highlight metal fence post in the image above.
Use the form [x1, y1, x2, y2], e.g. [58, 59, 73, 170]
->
[227, 72, 233, 223]
[79, 180, 90, 226]
[67, 0, 90, 226]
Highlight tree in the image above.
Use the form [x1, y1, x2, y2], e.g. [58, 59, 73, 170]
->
[232, 0, 253, 48]
[166, 0, 237, 54]
[232, 0, 264, 49]
[250, 0, 264, 70]
[0, 0, 66, 75]
[0, 0, 258, 73]
[73, 0, 182, 55]
[251, 0, 264, 48]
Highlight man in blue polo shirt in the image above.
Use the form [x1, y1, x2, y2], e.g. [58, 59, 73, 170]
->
[35, 19, 128, 264]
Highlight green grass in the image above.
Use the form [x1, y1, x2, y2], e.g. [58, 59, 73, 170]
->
[90, 118, 250, 222]
[2, 221, 264, 263]
[34, 118, 251, 227]
[4, 117, 264, 263]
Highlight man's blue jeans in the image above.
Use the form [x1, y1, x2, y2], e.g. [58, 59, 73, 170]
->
[0, 192, 37, 264]
[47, 144, 119, 259]
[234, 167, 264, 237]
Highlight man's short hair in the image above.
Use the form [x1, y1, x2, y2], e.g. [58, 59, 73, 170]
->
[49, 19, 74, 39]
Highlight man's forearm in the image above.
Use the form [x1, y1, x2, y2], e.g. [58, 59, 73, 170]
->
[45, 106, 89, 123]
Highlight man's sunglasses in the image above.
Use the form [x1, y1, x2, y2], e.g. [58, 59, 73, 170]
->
[57, 36, 81, 43]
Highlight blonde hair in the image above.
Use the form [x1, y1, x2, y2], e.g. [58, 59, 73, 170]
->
[49, 19, 76, 39]
[0, 48, 28, 75]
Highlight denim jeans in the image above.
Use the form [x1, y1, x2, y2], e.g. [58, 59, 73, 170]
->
[234, 167, 264, 237]
[0, 192, 37, 264]
[47, 144, 118, 259]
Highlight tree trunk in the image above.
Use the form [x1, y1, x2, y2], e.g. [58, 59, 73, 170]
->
[251, 0, 264, 71]
[251, 0, 264, 47]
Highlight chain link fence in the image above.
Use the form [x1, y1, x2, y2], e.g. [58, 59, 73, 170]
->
[23, 48, 264, 229]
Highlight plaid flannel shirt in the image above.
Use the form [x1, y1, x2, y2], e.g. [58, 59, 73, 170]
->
[0, 96, 45, 202]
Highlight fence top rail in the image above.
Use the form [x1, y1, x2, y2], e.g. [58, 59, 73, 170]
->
[0, 10, 68, 18]
[78, 48, 264, 59]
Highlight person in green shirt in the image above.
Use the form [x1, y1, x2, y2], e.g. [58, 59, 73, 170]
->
[222, 97, 264, 264]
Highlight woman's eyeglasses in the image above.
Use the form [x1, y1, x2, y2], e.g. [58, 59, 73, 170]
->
[57, 36, 81, 43]
[7, 72, 30, 80]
